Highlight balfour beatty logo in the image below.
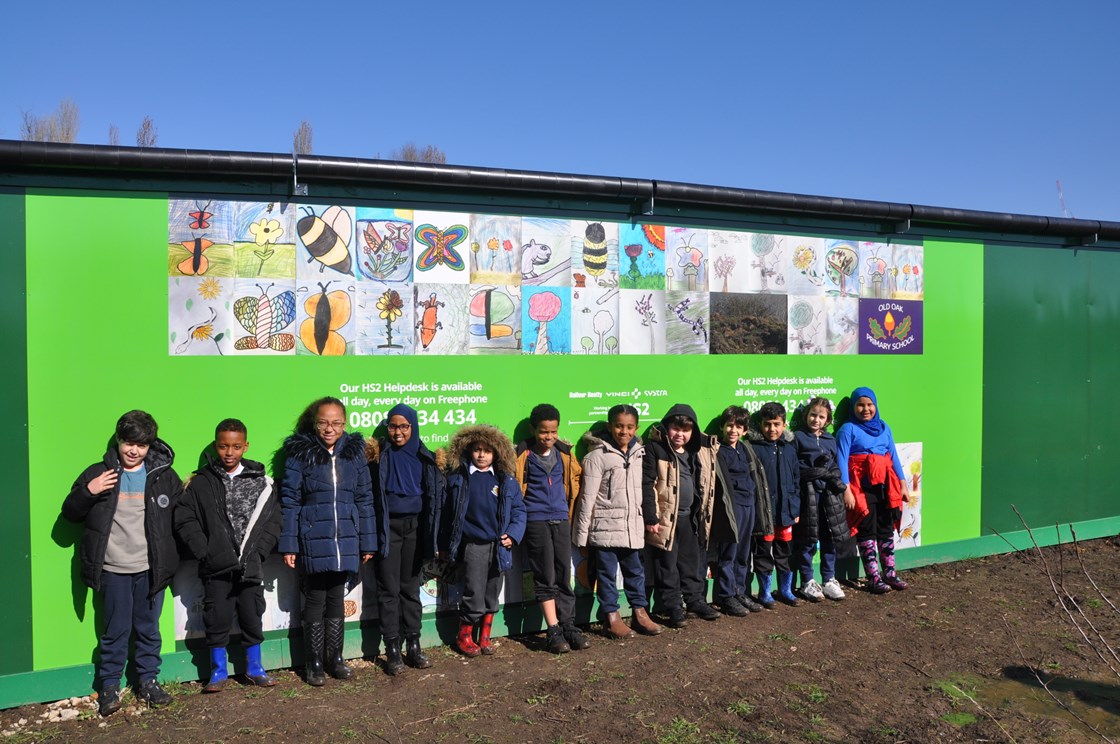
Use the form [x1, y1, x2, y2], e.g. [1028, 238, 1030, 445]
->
[858, 299, 923, 354]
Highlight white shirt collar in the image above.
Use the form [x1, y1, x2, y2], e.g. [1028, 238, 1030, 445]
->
[469, 464, 494, 475]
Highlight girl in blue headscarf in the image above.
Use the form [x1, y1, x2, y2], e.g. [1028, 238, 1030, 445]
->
[369, 404, 444, 675]
[836, 387, 910, 594]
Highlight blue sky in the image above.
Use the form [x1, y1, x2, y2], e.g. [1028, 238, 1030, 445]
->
[3, 1, 1118, 220]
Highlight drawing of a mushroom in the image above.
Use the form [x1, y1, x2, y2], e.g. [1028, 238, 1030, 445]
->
[528, 291, 561, 355]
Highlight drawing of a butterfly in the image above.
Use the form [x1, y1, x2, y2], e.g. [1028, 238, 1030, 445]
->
[384, 222, 411, 249]
[300, 281, 351, 355]
[233, 284, 297, 351]
[415, 224, 467, 271]
[178, 238, 213, 275]
[189, 201, 213, 230]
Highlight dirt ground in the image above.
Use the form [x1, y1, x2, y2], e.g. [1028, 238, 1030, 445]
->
[5, 537, 1120, 743]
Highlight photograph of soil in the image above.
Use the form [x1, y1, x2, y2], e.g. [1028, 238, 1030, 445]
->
[710, 293, 788, 355]
[5, 538, 1118, 743]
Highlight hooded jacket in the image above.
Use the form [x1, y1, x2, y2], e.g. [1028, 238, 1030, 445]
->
[174, 456, 281, 583]
[442, 425, 527, 572]
[367, 405, 445, 562]
[279, 431, 376, 575]
[747, 427, 801, 529]
[514, 438, 582, 520]
[62, 439, 182, 595]
[572, 429, 646, 549]
[641, 404, 734, 551]
[793, 429, 850, 547]
[714, 438, 773, 540]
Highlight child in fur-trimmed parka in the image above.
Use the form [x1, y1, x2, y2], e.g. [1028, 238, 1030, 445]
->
[642, 403, 734, 626]
[572, 404, 662, 640]
[748, 402, 801, 608]
[367, 403, 445, 675]
[175, 418, 281, 692]
[280, 397, 376, 687]
[441, 424, 526, 657]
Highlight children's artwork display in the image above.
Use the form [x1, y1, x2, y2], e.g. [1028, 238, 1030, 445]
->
[168, 197, 925, 357]
[895, 442, 923, 548]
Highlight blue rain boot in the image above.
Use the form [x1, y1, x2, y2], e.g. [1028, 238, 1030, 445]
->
[203, 647, 228, 693]
[756, 573, 776, 609]
[776, 571, 801, 607]
[245, 644, 277, 687]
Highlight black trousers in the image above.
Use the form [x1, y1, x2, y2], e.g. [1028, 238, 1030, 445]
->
[856, 485, 899, 542]
[203, 571, 266, 647]
[522, 519, 576, 624]
[752, 534, 792, 575]
[374, 515, 423, 638]
[302, 571, 346, 625]
[648, 511, 705, 613]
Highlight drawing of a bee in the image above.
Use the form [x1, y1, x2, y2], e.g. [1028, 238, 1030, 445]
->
[233, 283, 296, 351]
[297, 206, 353, 275]
[415, 224, 467, 271]
[177, 237, 214, 276]
[416, 292, 445, 350]
[582, 222, 609, 276]
[300, 281, 350, 355]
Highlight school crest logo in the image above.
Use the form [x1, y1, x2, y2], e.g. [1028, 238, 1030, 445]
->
[858, 299, 923, 354]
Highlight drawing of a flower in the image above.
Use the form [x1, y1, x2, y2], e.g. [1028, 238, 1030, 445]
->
[793, 245, 815, 271]
[197, 277, 222, 300]
[191, 322, 214, 341]
[376, 290, 404, 321]
[249, 218, 284, 246]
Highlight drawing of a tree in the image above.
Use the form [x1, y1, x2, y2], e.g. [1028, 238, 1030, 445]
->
[593, 310, 614, 355]
[715, 255, 736, 292]
[528, 292, 561, 355]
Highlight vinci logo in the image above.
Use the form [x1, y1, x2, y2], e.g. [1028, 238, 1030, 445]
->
[858, 299, 923, 354]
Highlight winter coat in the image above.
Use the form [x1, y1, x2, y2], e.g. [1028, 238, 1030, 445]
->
[641, 404, 732, 551]
[572, 430, 646, 549]
[442, 425, 527, 572]
[367, 437, 444, 561]
[279, 431, 376, 575]
[174, 457, 281, 583]
[713, 439, 773, 540]
[62, 439, 182, 596]
[747, 428, 801, 529]
[793, 430, 850, 547]
[514, 439, 582, 519]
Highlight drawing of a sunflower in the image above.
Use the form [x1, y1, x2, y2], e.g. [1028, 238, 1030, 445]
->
[249, 218, 284, 246]
[191, 323, 214, 341]
[197, 277, 222, 300]
[793, 245, 815, 271]
[376, 290, 404, 321]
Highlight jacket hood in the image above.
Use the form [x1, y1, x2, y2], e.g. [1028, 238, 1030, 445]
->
[448, 424, 517, 476]
[746, 427, 795, 444]
[652, 403, 706, 453]
[284, 430, 366, 465]
[104, 437, 175, 471]
[199, 455, 266, 479]
[582, 428, 642, 454]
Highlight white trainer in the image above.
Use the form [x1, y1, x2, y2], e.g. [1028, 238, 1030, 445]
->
[800, 579, 825, 601]
[822, 578, 846, 601]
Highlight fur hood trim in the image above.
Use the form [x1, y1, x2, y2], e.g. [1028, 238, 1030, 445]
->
[366, 437, 445, 469]
[746, 427, 795, 444]
[447, 424, 516, 475]
[284, 431, 367, 465]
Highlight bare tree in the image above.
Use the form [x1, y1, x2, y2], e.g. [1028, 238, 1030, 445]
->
[136, 116, 158, 148]
[107, 124, 119, 146]
[388, 142, 447, 164]
[293, 120, 313, 155]
[20, 98, 80, 143]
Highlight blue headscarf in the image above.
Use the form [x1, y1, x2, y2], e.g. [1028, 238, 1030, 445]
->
[382, 403, 423, 497]
[849, 386, 885, 437]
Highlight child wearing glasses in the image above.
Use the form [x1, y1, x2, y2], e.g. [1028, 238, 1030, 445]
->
[368, 403, 446, 675]
[279, 397, 376, 686]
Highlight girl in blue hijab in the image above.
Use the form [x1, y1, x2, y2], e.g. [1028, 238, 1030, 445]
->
[370, 404, 444, 675]
[836, 387, 910, 594]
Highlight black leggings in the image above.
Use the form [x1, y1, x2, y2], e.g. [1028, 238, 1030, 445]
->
[856, 485, 899, 542]
[302, 571, 346, 625]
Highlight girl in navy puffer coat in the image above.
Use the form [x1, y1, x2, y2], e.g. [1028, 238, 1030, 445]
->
[280, 397, 376, 686]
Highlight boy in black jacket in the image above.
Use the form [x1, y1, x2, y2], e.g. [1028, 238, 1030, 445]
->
[62, 410, 182, 716]
[175, 419, 281, 693]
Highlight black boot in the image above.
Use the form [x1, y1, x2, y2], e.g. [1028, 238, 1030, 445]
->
[405, 634, 433, 669]
[304, 621, 326, 687]
[324, 617, 353, 680]
[383, 636, 405, 676]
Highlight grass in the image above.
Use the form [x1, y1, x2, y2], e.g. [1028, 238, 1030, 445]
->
[526, 693, 551, 706]
[766, 633, 792, 643]
[656, 716, 702, 744]
[727, 699, 755, 718]
[940, 712, 979, 726]
[280, 687, 300, 699]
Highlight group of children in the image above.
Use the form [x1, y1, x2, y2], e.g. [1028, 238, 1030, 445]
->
[64, 388, 911, 716]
